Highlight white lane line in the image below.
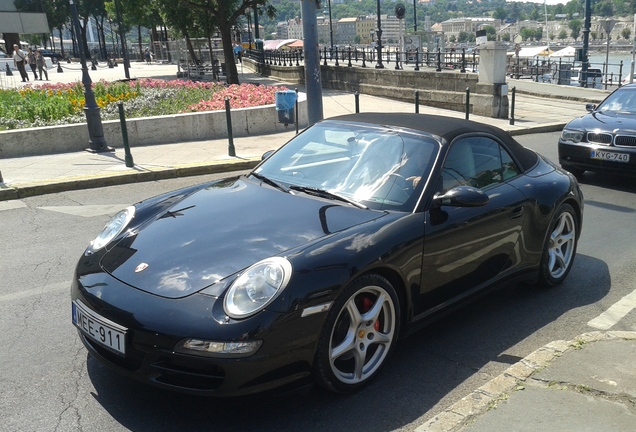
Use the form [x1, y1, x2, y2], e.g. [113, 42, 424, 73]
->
[39, 204, 128, 218]
[0, 200, 27, 211]
[0, 281, 69, 303]
[587, 289, 636, 330]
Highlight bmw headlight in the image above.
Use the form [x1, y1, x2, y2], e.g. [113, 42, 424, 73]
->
[224, 257, 292, 319]
[85, 206, 135, 255]
[561, 129, 585, 144]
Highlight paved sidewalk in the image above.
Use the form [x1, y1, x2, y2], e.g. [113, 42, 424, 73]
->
[2, 61, 634, 431]
[419, 331, 636, 432]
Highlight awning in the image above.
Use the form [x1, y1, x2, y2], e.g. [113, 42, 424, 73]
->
[512, 45, 553, 58]
[549, 46, 576, 58]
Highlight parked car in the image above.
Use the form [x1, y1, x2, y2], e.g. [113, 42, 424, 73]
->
[39, 49, 63, 62]
[72, 113, 583, 397]
[559, 84, 636, 177]
[570, 67, 603, 89]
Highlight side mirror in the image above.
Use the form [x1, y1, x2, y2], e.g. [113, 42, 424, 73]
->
[261, 150, 275, 160]
[585, 103, 596, 112]
[433, 186, 489, 208]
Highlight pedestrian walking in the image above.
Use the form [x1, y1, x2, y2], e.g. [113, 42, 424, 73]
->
[35, 50, 49, 81]
[12, 44, 29, 82]
[27, 48, 39, 80]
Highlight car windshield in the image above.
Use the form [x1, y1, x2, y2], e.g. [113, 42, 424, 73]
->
[253, 120, 439, 211]
[597, 87, 636, 114]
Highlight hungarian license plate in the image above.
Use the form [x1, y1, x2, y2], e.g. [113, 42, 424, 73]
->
[590, 150, 630, 163]
[72, 300, 127, 355]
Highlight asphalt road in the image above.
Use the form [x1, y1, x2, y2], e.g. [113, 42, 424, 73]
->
[1, 132, 635, 432]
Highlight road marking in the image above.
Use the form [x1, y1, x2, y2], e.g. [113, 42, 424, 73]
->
[587, 289, 636, 330]
[0, 200, 27, 211]
[39, 204, 128, 218]
[0, 281, 69, 303]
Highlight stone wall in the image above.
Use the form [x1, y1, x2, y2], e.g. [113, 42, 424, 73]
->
[250, 59, 499, 117]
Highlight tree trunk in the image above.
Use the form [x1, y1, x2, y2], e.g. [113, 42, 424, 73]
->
[138, 25, 143, 61]
[219, 22, 239, 85]
[59, 28, 65, 57]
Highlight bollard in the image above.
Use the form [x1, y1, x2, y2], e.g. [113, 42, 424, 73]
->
[117, 102, 134, 168]
[225, 97, 236, 157]
[295, 88, 299, 135]
[355, 92, 360, 114]
[415, 90, 420, 114]
[5, 63, 13, 76]
[509, 86, 516, 125]
[465, 87, 470, 120]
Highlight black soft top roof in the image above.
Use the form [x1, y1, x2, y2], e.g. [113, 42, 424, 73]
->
[328, 113, 538, 172]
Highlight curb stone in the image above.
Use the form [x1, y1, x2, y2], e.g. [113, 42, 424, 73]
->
[415, 331, 636, 432]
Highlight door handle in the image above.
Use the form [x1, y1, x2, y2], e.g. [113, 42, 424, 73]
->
[511, 207, 524, 219]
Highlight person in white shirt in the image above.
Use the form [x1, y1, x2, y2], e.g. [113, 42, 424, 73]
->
[12, 44, 29, 82]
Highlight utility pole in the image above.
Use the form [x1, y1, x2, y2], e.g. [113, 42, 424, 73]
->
[301, 0, 323, 125]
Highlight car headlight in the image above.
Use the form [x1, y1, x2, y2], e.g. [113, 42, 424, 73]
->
[85, 206, 135, 255]
[224, 257, 292, 319]
[561, 129, 585, 144]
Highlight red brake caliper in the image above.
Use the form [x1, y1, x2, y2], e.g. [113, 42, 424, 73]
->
[362, 297, 381, 331]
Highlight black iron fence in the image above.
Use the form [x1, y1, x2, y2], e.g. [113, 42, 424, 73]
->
[247, 46, 479, 74]
[245, 45, 626, 90]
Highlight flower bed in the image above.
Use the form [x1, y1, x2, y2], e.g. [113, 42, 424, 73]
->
[0, 79, 286, 131]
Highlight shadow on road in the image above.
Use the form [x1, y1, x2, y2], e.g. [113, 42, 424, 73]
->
[85, 254, 609, 432]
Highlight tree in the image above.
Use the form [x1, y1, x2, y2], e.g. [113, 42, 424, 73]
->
[569, 19, 581, 41]
[622, 28, 631, 41]
[558, 29, 568, 41]
[483, 25, 496, 41]
[181, 0, 277, 85]
[492, 6, 507, 22]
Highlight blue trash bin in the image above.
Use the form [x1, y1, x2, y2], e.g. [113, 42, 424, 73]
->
[275, 90, 297, 125]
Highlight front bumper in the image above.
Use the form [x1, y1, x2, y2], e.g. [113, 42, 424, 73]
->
[71, 272, 322, 397]
[558, 141, 636, 175]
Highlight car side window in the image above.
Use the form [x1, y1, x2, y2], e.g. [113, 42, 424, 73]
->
[440, 137, 521, 193]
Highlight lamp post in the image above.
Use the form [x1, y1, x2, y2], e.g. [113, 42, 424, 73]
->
[328, 0, 334, 56]
[246, 12, 253, 49]
[580, 0, 591, 87]
[413, 0, 417, 32]
[69, 0, 109, 152]
[375, 0, 384, 68]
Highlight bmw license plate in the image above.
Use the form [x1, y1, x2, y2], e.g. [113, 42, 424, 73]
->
[590, 150, 630, 163]
[72, 300, 127, 355]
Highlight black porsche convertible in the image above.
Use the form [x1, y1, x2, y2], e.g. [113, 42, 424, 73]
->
[71, 113, 583, 397]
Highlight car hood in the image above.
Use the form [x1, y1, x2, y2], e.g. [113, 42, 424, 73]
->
[100, 177, 385, 298]
[568, 111, 636, 132]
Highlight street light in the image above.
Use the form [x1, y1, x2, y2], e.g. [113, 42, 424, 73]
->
[375, 0, 384, 68]
[68, 0, 109, 153]
[328, 0, 334, 55]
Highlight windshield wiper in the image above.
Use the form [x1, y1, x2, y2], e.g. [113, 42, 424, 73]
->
[249, 172, 289, 193]
[289, 185, 368, 209]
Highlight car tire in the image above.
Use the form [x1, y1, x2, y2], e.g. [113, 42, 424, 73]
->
[314, 274, 400, 393]
[537, 203, 578, 287]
